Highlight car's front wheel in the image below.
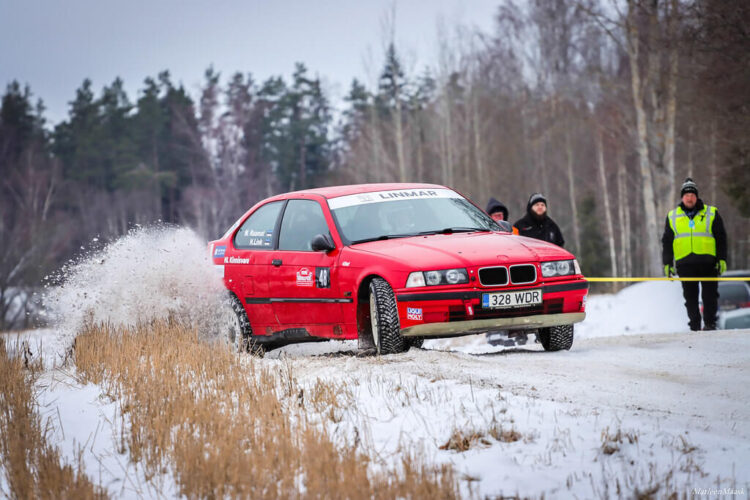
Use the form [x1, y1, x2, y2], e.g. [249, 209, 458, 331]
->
[369, 278, 408, 355]
[536, 324, 574, 351]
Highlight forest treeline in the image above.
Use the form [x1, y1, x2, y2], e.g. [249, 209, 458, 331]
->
[1, 0, 748, 329]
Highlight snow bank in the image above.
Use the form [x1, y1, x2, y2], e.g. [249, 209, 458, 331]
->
[576, 280, 689, 338]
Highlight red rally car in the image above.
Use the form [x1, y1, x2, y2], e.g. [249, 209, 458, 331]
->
[209, 183, 588, 355]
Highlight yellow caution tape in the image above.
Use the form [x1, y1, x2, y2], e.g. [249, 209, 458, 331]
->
[585, 277, 748, 282]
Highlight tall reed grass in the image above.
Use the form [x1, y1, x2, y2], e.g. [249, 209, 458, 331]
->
[74, 321, 459, 499]
[0, 337, 106, 499]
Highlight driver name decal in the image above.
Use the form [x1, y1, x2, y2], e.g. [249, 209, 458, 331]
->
[224, 256, 250, 264]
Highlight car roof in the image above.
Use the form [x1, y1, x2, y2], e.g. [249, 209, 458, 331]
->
[278, 183, 449, 200]
[723, 270, 750, 277]
[718, 281, 750, 289]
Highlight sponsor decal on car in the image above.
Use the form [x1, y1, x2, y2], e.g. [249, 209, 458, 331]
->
[296, 268, 314, 287]
[406, 307, 423, 321]
[327, 188, 462, 209]
[213, 245, 226, 258]
[224, 256, 250, 264]
[315, 267, 330, 288]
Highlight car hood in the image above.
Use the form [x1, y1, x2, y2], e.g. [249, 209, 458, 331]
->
[348, 232, 573, 269]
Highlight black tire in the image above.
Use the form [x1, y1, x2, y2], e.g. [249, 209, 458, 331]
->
[537, 324, 574, 351]
[226, 294, 263, 355]
[369, 278, 408, 355]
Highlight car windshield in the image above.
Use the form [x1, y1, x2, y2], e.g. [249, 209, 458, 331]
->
[328, 188, 500, 244]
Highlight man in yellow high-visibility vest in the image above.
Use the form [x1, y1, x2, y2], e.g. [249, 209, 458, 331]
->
[662, 178, 728, 331]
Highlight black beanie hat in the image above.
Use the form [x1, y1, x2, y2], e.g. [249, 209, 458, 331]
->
[680, 178, 698, 197]
[527, 193, 547, 209]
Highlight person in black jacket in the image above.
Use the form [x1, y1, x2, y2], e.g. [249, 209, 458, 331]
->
[513, 193, 564, 247]
[661, 178, 728, 331]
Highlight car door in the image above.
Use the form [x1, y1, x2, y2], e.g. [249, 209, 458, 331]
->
[225, 200, 284, 332]
[269, 198, 343, 327]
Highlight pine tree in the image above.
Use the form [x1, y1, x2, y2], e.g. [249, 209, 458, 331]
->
[0, 81, 38, 163]
[53, 79, 103, 187]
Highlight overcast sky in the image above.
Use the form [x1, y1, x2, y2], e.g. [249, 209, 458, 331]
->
[0, 0, 499, 125]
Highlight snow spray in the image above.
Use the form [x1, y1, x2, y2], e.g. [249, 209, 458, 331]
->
[44, 226, 228, 354]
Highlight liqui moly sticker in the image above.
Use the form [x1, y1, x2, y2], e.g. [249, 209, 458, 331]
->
[296, 268, 314, 287]
[327, 188, 462, 210]
[406, 307, 423, 321]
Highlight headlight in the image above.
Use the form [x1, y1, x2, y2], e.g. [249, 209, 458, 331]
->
[406, 269, 469, 287]
[541, 259, 579, 278]
[425, 271, 442, 286]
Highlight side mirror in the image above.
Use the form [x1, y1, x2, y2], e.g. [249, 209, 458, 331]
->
[311, 233, 336, 252]
[495, 220, 513, 233]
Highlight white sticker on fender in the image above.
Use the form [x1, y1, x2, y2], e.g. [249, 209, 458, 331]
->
[327, 188, 462, 210]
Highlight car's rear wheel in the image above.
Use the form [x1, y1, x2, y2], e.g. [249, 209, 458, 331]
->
[369, 278, 407, 355]
[537, 324, 574, 351]
[225, 294, 263, 355]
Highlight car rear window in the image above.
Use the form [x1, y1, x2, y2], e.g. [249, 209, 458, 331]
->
[718, 283, 750, 303]
[234, 201, 283, 249]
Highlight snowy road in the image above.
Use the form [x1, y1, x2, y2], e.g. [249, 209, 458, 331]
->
[282, 330, 750, 429]
[426, 331, 749, 432]
[276, 329, 750, 497]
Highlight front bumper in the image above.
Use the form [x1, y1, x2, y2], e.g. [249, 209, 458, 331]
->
[400, 311, 585, 337]
[395, 279, 588, 338]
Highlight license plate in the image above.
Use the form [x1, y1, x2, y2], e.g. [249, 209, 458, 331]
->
[482, 289, 543, 309]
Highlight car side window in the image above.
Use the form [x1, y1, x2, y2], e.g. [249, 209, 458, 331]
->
[279, 200, 330, 251]
[234, 201, 283, 249]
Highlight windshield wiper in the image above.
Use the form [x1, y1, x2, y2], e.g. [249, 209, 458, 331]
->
[350, 233, 418, 244]
[418, 227, 490, 235]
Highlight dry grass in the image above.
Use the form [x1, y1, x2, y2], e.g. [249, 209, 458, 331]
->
[600, 426, 639, 455]
[438, 424, 524, 452]
[73, 321, 459, 499]
[439, 429, 491, 452]
[490, 425, 522, 444]
[0, 337, 106, 499]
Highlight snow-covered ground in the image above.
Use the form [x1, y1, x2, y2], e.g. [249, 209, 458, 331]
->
[2, 229, 747, 498]
[3, 281, 749, 498]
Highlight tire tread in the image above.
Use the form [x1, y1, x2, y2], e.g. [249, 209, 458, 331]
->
[370, 278, 407, 354]
[537, 324, 574, 351]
